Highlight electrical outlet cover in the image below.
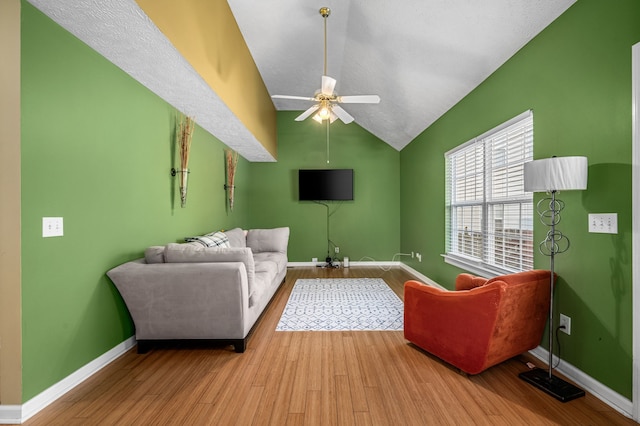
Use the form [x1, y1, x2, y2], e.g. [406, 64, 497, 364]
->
[43, 217, 64, 237]
[559, 313, 571, 335]
[588, 213, 618, 234]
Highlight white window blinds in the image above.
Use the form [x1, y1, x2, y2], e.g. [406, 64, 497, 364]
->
[445, 111, 534, 276]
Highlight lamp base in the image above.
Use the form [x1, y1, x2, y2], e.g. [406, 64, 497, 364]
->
[519, 368, 585, 402]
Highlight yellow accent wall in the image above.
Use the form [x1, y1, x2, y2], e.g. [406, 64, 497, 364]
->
[0, 0, 22, 405]
[136, 0, 277, 159]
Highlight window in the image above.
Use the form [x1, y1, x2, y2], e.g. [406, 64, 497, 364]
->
[444, 111, 534, 277]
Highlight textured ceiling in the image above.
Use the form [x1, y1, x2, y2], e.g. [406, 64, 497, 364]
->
[228, 0, 576, 150]
[26, 0, 275, 162]
[27, 0, 575, 160]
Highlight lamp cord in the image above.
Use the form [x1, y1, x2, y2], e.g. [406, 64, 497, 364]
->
[553, 325, 564, 369]
[314, 201, 340, 261]
[356, 253, 414, 272]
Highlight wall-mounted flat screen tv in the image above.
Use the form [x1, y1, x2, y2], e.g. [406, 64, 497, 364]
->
[298, 169, 354, 201]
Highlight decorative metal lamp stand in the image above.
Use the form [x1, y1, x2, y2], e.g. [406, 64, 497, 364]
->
[518, 156, 588, 402]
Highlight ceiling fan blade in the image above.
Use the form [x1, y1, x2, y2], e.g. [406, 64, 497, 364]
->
[332, 105, 354, 124]
[337, 95, 381, 104]
[295, 104, 320, 121]
[272, 95, 316, 101]
[321, 75, 336, 96]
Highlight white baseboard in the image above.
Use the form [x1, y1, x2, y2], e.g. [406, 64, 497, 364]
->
[398, 262, 634, 420]
[0, 336, 136, 424]
[0, 405, 21, 425]
[398, 262, 447, 290]
[2, 264, 634, 422]
[528, 346, 633, 419]
[288, 260, 446, 272]
[288, 260, 403, 268]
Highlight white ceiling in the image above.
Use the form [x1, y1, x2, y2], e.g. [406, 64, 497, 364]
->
[228, 0, 576, 151]
[27, 0, 575, 160]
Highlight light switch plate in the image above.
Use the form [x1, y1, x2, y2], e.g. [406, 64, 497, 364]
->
[588, 213, 617, 234]
[43, 217, 64, 237]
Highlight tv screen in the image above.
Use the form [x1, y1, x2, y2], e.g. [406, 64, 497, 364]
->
[298, 169, 354, 201]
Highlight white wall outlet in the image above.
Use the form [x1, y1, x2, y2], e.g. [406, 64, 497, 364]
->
[312, 257, 318, 264]
[43, 217, 64, 237]
[416, 253, 422, 262]
[588, 213, 618, 234]
[335, 246, 340, 254]
[559, 313, 571, 335]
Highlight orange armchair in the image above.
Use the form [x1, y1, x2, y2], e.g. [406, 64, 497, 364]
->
[404, 270, 551, 374]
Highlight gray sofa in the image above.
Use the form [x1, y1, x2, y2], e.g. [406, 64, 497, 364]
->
[107, 227, 289, 353]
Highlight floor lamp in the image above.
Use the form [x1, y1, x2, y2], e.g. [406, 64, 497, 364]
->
[518, 156, 588, 402]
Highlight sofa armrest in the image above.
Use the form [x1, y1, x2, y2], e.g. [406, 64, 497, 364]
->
[163, 244, 257, 303]
[403, 280, 504, 374]
[107, 260, 251, 340]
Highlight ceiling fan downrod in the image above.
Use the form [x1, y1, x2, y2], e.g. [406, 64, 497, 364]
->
[270, 5, 378, 125]
[320, 7, 330, 76]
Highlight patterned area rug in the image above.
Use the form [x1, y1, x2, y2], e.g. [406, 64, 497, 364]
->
[276, 278, 404, 331]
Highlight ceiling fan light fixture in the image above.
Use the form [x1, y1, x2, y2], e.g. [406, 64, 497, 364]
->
[317, 103, 331, 120]
[271, 6, 379, 125]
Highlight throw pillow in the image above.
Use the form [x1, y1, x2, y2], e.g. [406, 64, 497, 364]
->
[144, 246, 165, 264]
[246, 227, 290, 254]
[185, 231, 230, 248]
[224, 227, 247, 248]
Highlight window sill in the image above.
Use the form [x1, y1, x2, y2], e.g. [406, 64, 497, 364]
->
[441, 254, 520, 278]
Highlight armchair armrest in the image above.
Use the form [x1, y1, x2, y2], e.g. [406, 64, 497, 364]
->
[455, 273, 489, 291]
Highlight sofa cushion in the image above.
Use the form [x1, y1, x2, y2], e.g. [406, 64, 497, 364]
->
[246, 227, 290, 254]
[251, 271, 273, 307]
[164, 243, 256, 303]
[144, 246, 165, 264]
[254, 258, 278, 276]
[185, 231, 230, 248]
[224, 227, 247, 248]
[253, 252, 287, 274]
[254, 260, 278, 300]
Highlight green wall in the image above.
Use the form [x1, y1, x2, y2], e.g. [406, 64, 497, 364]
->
[247, 111, 400, 262]
[20, 2, 249, 401]
[400, 0, 639, 398]
[18, 0, 640, 407]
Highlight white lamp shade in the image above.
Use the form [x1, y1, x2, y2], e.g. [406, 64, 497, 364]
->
[524, 156, 588, 192]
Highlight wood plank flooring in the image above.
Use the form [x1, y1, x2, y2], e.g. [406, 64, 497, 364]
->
[21, 266, 637, 425]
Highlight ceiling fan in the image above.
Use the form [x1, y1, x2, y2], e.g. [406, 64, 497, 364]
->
[271, 7, 380, 124]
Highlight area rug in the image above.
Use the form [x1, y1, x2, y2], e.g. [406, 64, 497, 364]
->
[275, 278, 404, 331]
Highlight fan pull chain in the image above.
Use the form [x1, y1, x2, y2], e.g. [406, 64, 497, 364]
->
[326, 119, 330, 163]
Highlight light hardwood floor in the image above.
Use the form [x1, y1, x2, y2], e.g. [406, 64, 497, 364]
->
[21, 266, 637, 425]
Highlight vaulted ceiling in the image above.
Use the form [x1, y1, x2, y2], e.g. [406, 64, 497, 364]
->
[26, 0, 575, 161]
[229, 0, 575, 151]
